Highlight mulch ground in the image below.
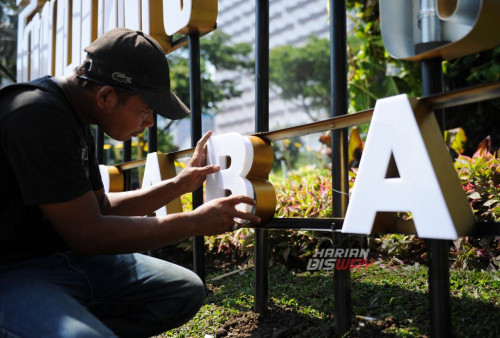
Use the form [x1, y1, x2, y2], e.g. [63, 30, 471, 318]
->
[154, 247, 408, 337]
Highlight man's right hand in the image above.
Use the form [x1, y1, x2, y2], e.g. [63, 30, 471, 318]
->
[191, 195, 261, 235]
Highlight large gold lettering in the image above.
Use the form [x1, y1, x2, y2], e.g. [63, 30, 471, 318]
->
[163, 0, 218, 36]
[206, 132, 276, 224]
[16, 0, 218, 80]
[380, 0, 500, 60]
[99, 165, 124, 193]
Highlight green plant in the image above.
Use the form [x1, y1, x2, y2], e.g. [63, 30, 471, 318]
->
[269, 166, 335, 266]
[171, 144, 500, 270]
[200, 166, 337, 266]
[454, 141, 500, 222]
[273, 166, 333, 218]
[451, 237, 500, 270]
[371, 234, 426, 263]
[172, 166, 339, 266]
[444, 46, 500, 151]
[204, 227, 255, 258]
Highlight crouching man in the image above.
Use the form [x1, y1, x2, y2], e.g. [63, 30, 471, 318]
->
[0, 28, 260, 337]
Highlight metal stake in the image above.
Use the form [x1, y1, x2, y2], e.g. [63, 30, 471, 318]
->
[123, 139, 132, 191]
[421, 58, 451, 337]
[254, 0, 270, 314]
[330, 0, 352, 335]
[418, 1, 451, 333]
[189, 33, 206, 284]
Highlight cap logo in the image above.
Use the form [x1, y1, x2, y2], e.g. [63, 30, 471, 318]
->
[84, 59, 93, 71]
[112, 72, 132, 84]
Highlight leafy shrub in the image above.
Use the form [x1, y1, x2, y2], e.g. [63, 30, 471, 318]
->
[272, 165, 333, 218]
[371, 234, 427, 264]
[193, 166, 337, 267]
[178, 186, 256, 259]
[451, 237, 500, 270]
[451, 143, 500, 269]
[454, 144, 500, 221]
[269, 166, 336, 266]
[173, 165, 337, 267]
[172, 148, 500, 270]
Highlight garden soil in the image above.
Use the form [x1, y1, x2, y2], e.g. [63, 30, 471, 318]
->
[156, 248, 401, 338]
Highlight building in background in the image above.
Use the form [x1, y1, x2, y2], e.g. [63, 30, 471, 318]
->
[214, 0, 330, 136]
[174, 116, 215, 151]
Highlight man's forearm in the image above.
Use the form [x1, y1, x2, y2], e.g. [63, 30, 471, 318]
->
[70, 212, 199, 255]
[42, 190, 259, 256]
[102, 177, 186, 216]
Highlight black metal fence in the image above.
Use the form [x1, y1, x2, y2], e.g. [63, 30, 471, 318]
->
[94, 1, 500, 336]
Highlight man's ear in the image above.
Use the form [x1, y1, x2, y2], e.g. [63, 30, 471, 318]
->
[96, 86, 118, 112]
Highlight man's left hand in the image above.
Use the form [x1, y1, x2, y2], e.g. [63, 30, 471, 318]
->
[175, 131, 219, 193]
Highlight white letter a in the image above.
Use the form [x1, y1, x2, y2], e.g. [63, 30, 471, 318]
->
[342, 94, 474, 240]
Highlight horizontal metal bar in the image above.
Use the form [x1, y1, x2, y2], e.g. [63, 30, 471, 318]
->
[115, 148, 194, 171]
[254, 218, 343, 231]
[114, 80, 500, 170]
[170, 30, 214, 53]
[472, 221, 500, 237]
[256, 219, 500, 236]
[255, 80, 500, 142]
[254, 109, 373, 142]
[171, 36, 189, 52]
[421, 80, 500, 111]
[170, 147, 195, 159]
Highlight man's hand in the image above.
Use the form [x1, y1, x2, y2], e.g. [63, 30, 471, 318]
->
[192, 195, 261, 235]
[175, 131, 219, 194]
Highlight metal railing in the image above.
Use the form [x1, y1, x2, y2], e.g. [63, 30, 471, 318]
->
[95, 1, 500, 336]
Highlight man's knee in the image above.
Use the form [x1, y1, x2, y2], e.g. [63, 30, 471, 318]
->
[162, 268, 205, 329]
[119, 256, 206, 331]
[177, 269, 206, 318]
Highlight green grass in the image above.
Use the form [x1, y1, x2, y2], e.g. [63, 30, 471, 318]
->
[161, 263, 500, 337]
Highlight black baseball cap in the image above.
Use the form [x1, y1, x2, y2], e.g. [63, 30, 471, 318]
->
[82, 27, 189, 120]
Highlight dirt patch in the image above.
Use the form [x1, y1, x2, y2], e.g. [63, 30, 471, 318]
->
[347, 316, 403, 337]
[156, 248, 413, 337]
[214, 304, 334, 338]
[214, 311, 259, 337]
[210, 308, 412, 337]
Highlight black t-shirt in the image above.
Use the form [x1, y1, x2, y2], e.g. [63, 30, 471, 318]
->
[0, 76, 103, 265]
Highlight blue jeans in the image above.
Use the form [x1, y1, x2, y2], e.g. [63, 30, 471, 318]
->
[0, 252, 205, 337]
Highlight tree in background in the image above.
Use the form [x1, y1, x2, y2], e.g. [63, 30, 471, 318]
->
[269, 36, 331, 121]
[167, 31, 253, 120]
[269, 1, 420, 123]
[155, 30, 253, 150]
[344, 0, 421, 112]
[270, 0, 499, 153]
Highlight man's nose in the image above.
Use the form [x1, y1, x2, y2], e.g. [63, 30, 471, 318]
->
[143, 110, 155, 128]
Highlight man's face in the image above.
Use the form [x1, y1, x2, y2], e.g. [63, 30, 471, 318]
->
[102, 93, 154, 141]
